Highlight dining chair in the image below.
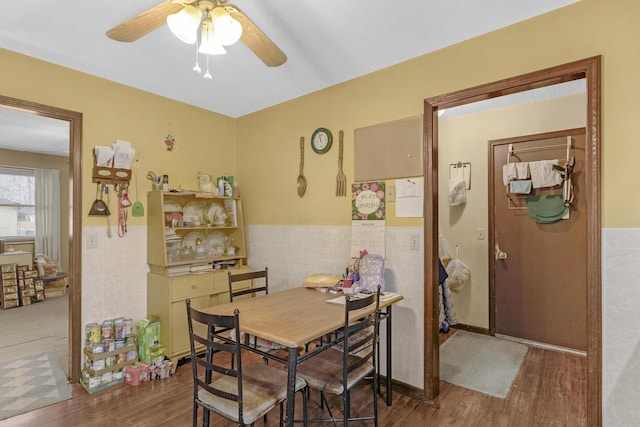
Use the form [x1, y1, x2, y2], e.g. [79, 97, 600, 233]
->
[228, 267, 285, 361]
[186, 298, 307, 427]
[296, 287, 381, 426]
[228, 267, 268, 302]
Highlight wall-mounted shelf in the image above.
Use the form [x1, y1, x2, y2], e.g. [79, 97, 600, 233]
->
[92, 165, 131, 185]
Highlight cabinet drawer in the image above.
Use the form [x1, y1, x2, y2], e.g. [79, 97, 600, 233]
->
[170, 274, 214, 300]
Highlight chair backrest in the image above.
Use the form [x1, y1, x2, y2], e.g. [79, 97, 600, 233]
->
[185, 299, 247, 423]
[227, 267, 268, 302]
[342, 286, 381, 381]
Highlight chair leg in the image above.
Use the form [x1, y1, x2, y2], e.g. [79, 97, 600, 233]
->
[203, 407, 210, 427]
[373, 371, 379, 427]
[193, 402, 198, 427]
[292, 387, 309, 427]
[302, 388, 309, 427]
[376, 340, 381, 393]
[344, 389, 350, 427]
[319, 392, 337, 427]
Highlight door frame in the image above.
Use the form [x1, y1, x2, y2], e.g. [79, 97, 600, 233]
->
[423, 56, 601, 424]
[0, 95, 83, 383]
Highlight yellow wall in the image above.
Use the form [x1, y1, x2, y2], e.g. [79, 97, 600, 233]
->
[237, 0, 634, 229]
[1, 0, 635, 228]
[0, 49, 237, 224]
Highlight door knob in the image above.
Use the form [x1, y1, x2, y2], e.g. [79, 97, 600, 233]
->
[495, 244, 508, 260]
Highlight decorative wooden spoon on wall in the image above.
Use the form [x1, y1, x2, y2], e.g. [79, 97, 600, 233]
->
[297, 136, 307, 198]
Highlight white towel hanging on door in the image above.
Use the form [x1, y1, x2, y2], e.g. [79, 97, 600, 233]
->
[529, 160, 562, 188]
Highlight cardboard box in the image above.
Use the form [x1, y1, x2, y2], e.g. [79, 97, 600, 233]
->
[137, 319, 161, 363]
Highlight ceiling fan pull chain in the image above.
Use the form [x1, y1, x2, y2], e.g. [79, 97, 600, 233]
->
[204, 55, 212, 79]
[193, 40, 202, 73]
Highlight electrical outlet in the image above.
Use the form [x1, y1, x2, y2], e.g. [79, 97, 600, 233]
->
[409, 234, 419, 250]
[87, 233, 97, 249]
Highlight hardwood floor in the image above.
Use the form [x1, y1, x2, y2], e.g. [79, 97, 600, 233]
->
[0, 337, 586, 426]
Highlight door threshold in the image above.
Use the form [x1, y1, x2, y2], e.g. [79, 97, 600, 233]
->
[494, 333, 586, 356]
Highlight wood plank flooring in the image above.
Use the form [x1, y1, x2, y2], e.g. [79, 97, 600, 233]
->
[0, 331, 586, 427]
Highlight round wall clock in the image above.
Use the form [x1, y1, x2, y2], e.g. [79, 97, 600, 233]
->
[311, 127, 333, 154]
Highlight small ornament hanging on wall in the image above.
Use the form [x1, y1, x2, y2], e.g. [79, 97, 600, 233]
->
[164, 123, 177, 153]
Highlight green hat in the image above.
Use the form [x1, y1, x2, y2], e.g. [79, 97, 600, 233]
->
[525, 195, 568, 224]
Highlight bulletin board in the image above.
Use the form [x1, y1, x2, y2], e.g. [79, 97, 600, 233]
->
[354, 115, 423, 181]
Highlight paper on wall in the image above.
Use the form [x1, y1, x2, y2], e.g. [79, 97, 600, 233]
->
[94, 146, 114, 167]
[112, 139, 135, 169]
[396, 177, 424, 217]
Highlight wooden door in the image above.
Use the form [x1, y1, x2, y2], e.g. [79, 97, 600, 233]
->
[490, 128, 587, 351]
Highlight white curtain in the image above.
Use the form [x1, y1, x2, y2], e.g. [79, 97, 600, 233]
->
[34, 169, 60, 263]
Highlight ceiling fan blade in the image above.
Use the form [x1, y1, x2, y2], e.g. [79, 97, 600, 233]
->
[106, 1, 186, 42]
[225, 4, 287, 67]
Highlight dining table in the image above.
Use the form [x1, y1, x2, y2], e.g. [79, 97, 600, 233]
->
[201, 286, 404, 427]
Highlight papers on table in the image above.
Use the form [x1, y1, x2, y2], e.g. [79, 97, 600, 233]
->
[326, 292, 399, 305]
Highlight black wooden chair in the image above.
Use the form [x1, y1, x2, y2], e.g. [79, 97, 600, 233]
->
[228, 268, 285, 361]
[296, 287, 381, 426]
[186, 298, 307, 427]
[227, 267, 268, 302]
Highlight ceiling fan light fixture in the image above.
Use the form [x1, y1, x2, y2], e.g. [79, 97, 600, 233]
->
[199, 18, 227, 55]
[211, 6, 242, 46]
[167, 5, 203, 44]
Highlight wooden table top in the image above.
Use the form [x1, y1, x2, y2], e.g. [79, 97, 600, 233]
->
[201, 287, 403, 348]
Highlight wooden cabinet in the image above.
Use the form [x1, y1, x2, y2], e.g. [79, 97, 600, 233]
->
[146, 190, 253, 365]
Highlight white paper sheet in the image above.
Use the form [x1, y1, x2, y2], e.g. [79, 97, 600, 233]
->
[396, 177, 424, 217]
[350, 220, 386, 258]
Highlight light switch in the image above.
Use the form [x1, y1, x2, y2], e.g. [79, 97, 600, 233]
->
[87, 234, 97, 249]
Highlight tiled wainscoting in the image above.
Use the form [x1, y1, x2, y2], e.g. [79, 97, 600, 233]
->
[81, 226, 148, 328]
[80, 225, 636, 423]
[603, 228, 640, 426]
[81, 224, 425, 389]
[246, 224, 425, 389]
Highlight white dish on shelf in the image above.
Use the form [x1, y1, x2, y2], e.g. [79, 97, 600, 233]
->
[182, 231, 206, 251]
[163, 201, 182, 213]
[206, 201, 227, 225]
[206, 231, 226, 249]
[183, 202, 205, 225]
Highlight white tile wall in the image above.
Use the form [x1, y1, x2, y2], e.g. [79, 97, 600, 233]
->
[81, 225, 148, 327]
[603, 229, 640, 427]
[78, 224, 637, 421]
[246, 224, 425, 388]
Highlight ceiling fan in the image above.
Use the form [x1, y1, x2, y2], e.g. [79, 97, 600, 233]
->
[106, 0, 287, 67]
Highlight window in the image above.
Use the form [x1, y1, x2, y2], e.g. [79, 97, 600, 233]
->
[0, 167, 35, 237]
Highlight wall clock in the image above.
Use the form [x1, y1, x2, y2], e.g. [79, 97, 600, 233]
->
[311, 127, 333, 154]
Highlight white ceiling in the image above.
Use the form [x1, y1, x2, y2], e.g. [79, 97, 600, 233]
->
[0, 0, 581, 156]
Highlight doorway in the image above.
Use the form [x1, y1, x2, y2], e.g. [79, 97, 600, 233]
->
[490, 128, 587, 351]
[0, 95, 83, 383]
[423, 56, 601, 425]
